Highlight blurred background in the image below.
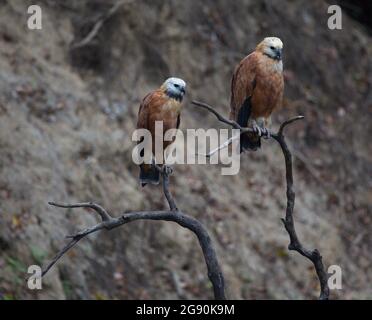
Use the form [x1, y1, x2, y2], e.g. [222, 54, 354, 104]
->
[0, 0, 371, 299]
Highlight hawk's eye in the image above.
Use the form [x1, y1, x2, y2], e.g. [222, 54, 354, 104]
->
[270, 46, 275, 50]
[174, 84, 180, 88]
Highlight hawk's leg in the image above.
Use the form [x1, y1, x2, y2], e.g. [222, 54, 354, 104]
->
[261, 127, 271, 139]
[250, 119, 262, 137]
[255, 117, 271, 139]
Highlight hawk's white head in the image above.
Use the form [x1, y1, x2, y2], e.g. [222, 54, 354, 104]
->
[257, 37, 283, 61]
[162, 77, 186, 101]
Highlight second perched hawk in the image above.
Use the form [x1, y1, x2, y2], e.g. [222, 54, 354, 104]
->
[230, 37, 284, 152]
[136, 77, 186, 186]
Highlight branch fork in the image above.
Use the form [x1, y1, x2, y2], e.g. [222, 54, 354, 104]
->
[191, 100, 329, 300]
[42, 163, 225, 300]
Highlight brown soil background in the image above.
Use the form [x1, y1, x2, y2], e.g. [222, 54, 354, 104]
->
[0, 0, 371, 299]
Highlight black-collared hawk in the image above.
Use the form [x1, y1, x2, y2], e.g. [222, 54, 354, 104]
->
[136, 77, 186, 186]
[230, 37, 284, 152]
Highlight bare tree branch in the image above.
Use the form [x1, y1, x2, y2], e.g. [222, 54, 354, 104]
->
[272, 123, 330, 300]
[42, 167, 226, 300]
[192, 100, 330, 300]
[192, 101, 245, 131]
[161, 166, 178, 211]
[277, 115, 304, 137]
[198, 133, 241, 158]
[191, 100, 258, 151]
[48, 202, 111, 221]
[71, 0, 135, 49]
[41, 96, 329, 300]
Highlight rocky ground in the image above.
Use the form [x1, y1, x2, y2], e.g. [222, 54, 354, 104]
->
[0, 0, 371, 299]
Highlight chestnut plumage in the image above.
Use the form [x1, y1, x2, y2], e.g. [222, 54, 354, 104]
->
[136, 77, 186, 186]
[230, 37, 284, 151]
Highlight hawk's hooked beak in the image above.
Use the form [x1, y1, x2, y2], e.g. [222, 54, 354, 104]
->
[275, 48, 282, 60]
[180, 87, 186, 95]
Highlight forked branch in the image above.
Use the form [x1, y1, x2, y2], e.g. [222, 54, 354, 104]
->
[42, 167, 225, 300]
[192, 100, 330, 300]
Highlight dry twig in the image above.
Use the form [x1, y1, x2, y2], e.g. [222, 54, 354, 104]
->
[71, 0, 134, 49]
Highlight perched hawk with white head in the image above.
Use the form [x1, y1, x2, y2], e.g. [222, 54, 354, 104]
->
[230, 37, 284, 151]
[136, 77, 186, 186]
